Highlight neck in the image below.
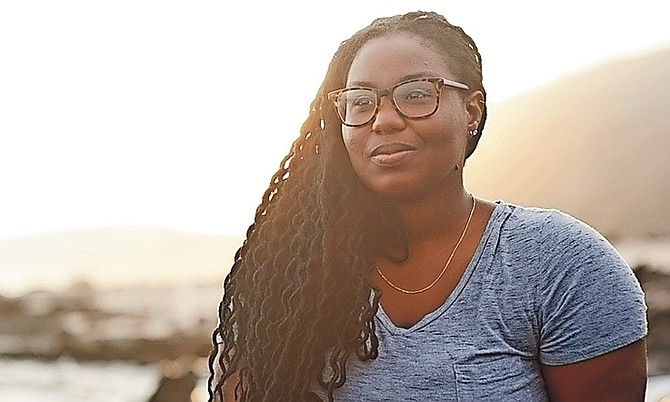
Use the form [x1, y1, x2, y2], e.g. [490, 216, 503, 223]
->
[391, 185, 473, 242]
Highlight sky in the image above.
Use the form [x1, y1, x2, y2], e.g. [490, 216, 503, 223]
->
[1, 0, 670, 241]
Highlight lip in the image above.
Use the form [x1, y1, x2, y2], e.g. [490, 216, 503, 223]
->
[368, 142, 417, 167]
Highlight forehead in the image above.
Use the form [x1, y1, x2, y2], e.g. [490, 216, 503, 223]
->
[346, 33, 452, 87]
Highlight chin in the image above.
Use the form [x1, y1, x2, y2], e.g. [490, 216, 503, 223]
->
[367, 182, 429, 202]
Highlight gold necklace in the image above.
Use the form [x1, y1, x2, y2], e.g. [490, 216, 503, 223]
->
[375, 196, 476, 295]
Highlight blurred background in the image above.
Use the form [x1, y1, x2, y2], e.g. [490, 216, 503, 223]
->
[1, 1, 669, 401]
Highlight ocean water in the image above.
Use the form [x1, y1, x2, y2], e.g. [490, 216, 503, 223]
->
[0, 358, 668, 402]
[0, 358, 209, 402]
[649, 375, 670, 402]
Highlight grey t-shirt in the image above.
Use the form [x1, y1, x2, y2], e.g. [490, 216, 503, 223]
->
[332, 202, 647, 401]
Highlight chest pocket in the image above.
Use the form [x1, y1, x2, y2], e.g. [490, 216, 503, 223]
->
[454, 356, 548, 401]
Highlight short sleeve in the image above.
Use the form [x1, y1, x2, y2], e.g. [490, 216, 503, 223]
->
[536, 211, 647, 366]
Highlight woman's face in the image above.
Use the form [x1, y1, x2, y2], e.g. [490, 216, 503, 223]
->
[341, 33, 481, 201]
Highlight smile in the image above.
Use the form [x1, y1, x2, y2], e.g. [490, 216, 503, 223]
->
[369, 142, 417, 167]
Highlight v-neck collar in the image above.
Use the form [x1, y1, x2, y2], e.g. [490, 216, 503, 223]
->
[375, 201, 510, 335]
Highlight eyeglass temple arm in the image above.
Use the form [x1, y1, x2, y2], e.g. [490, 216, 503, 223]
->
[441, 78, 469, 90]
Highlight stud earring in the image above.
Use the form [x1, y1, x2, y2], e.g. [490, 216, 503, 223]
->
[469, 123, 479, 137]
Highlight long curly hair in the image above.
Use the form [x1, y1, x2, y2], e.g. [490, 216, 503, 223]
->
[208, 10, 487, 402]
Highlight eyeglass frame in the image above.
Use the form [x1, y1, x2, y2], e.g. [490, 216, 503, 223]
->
[327, 77, 470, 127]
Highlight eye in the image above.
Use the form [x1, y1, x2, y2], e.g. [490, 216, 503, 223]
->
[405, 89, 430, 100]
[396, 82, 437, 105]
[404, 89, 431, 100]
[351, 94, 375, 107]
[342, 90, 376, 113]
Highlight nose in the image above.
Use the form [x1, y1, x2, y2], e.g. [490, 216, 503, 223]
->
[371, 95, 406, 134]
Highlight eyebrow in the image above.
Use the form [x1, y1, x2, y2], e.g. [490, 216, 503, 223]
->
[347, 71, 439, 88]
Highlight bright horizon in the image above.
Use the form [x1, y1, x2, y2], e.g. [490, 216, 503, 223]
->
[2, 0, 670, 241]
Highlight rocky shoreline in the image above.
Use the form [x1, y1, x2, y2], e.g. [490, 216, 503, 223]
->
[0, 282, 219, 401]
[0, 282, 219, 365]
[1, 265, 669, 377]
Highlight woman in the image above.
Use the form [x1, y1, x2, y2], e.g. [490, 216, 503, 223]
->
[208, 11, 647, 402]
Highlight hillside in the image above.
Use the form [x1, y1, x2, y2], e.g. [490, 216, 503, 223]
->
[465, 46, 670, 238]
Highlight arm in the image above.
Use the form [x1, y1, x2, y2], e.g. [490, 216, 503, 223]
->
[221, 372, 240, 402]
[209, 342, 240, 402]
[210, 371, 239, 402]
[541, 339, 647, 402]
[535, 212, 648, 401]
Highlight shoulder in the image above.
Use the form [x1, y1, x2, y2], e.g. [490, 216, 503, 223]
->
[501, 202, 596, 239]
[490, 203, 648, 364]
[492, 201, 645, 321]
[496, 202, 616, 263]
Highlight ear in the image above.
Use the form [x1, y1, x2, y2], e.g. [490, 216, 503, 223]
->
[465, 90, 485, 131]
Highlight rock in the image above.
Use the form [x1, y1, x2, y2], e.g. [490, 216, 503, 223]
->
[148, 371, 198, 402]
[0, 284, 218, 364]
[148, 358, 201, 402]
[633, 264, 670, 376]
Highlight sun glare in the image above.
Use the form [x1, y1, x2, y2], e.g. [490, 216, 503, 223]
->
[0, 0, 668, 241]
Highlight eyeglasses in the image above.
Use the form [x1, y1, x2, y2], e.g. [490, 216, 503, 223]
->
[327, 77, 469, 127]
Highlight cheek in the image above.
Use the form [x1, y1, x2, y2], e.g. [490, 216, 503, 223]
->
[441, 115, 468, 145]
[341, 128, 362, 158]
[415, 117, 469, 164]
[418, 118, 461, 146]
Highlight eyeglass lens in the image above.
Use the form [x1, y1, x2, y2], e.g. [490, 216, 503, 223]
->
[336, 80, 439, 126]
